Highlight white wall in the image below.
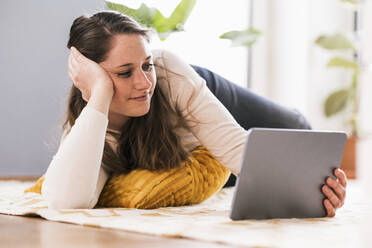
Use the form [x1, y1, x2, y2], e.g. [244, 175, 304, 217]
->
[0, 0, 105, 177]
[251, 0, 356, 132]
[266, 0, 309, 116]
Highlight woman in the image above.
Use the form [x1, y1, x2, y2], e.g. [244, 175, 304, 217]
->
[41, 11, 346, 217]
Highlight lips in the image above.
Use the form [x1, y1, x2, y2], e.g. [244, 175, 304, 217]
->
[131, 95, 146, 99]
[129, 93, 150, 102]
[130, 91, 151, 100]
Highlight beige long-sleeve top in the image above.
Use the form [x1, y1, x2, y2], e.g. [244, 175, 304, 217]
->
[41, 49, 248, 209]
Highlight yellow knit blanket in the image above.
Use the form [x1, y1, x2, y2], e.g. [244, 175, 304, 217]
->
[25, 146, 231, 209]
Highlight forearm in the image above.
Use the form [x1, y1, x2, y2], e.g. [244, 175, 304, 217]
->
[42, 90, 112, 209]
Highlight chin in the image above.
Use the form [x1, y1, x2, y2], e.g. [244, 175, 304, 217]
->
[128, 107, 151, 117]
[112, 99, 152, 117]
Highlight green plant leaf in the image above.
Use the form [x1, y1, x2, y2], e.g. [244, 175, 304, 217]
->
[136, 3, 159, 27]
[151, 9, 167, 30]
[327, 57, 358, 70]
[315, 33, 355, 51]
[106, 0, 196, 40]
[324, 89, 349, 117]
[106, 2, 159, 27]
[154, 0, 197, 40]
[220, 27, 262, 47]
[161, 0, 197, 32]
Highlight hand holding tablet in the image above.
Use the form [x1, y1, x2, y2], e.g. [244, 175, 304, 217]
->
[322, 168, 347, 217]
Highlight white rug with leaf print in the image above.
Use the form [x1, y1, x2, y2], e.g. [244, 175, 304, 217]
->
[0, 180, 370, 248]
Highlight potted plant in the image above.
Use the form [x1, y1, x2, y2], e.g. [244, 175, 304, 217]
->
[315, 9, 360, 179]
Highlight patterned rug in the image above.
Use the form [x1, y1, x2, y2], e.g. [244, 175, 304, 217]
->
[0, 180, 370, 247]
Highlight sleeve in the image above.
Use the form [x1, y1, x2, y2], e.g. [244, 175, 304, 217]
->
[157, 49, 248, 176]
[41, 106, 110, 209]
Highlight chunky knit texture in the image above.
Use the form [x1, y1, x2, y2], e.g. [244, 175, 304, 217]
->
[25, 146, 231, 209]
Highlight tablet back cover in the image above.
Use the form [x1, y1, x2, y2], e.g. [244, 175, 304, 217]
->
[230, 128, 347, 220]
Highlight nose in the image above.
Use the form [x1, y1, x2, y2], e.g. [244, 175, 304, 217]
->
[133, 68, 152, 90]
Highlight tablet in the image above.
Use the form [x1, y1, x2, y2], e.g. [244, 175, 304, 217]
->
[230, 128, 347, 220]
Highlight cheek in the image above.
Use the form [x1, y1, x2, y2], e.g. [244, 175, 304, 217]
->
[112, 82, 131, 101]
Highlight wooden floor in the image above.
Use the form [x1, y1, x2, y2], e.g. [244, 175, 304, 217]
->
[0, 214, 241, 248]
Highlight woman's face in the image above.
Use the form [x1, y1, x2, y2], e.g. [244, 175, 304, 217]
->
[99, 34, 156, 129]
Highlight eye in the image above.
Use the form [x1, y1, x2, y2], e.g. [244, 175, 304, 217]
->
[117, 71, 132, 78]
[142, 63, 154, 72]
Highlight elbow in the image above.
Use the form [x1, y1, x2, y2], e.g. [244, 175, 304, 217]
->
[41, 182, 94, 209]
[44, 198, 88, 210]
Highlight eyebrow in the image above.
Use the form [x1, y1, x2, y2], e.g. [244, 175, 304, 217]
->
[117, 56, 152, 68]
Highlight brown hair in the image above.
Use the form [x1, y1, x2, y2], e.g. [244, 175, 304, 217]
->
[64, 11, 193, 174]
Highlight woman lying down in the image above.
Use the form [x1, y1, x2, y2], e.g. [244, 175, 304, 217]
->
[26, 11, 347, 218]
